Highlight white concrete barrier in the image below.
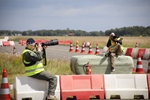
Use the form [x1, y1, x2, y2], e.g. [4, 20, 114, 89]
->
[70, 55, 134, 74]
[143, 49, 150, 60]
[132, 48, 139, 59]
[0, 40, 3, 46]
[0, 39, 7, 46]
[9, 41, 15, 46]
[14, 76, 60, 100]
[104, 74, 148, 99]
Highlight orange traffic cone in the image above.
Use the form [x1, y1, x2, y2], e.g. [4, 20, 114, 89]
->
[69, 42, 74, 52]
[75, 41, 79, 53]
[136, 54, 144, 74]
[88, 43, 93, 54]
[95, 43, 100, 55]
[147, 56, 150, 73]
[81, 42, 86, 54]
[0, 68, 11, 100]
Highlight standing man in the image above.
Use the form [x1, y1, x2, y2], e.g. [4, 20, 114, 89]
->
[106, 33, 124, 72]
[22, 38, 59, 100]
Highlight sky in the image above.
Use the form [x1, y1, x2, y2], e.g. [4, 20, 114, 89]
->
[0, 0, 150, 32]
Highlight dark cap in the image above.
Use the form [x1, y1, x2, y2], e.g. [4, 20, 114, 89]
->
[26, 38, 35, 45]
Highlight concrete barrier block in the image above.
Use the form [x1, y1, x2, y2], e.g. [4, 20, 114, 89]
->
[137, 48, 146, 59]
[143, 49, 150, 60]
[132, 48, 139, 59]
[70, 55, 134, 74]
[60, 75, 104, 100]
[0, 40, 3, 46]
[104, 74, 148, 99]
[2, 41, 10, 46]
[125, 48, 132, 56]
[9, 41, 15, 46]
[14, 76, 60, 100]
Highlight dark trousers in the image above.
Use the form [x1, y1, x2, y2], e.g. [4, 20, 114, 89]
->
[30, 71, 57, 96]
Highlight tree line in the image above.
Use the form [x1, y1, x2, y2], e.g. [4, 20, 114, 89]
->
[0, 26, 150, 36]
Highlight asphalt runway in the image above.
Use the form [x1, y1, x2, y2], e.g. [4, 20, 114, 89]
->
[0, 42, 149, 73]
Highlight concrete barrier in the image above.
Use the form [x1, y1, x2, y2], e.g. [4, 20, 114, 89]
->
[0, 40, 3, 46]
[147, 74, 150, 99]
[12, 74, 150, 99]
[14, 76, 60, 100]
[104, 74, 148, 99]
[127, 48, 150, 60]
[70, 55, 134, 74]
[132, 48, 139, 59]
[143, 49, 150, 60]
[9, 41, 15, 46]
[2, 41, 10, 46]
[60, 75, 104, 100]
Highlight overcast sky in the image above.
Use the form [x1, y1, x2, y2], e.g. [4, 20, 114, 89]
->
[0, 0, 150, 32]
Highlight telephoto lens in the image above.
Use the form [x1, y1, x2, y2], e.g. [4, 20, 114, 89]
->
[42, 39, 58, 47]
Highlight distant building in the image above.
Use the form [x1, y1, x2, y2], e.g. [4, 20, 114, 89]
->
[15, 34, 22, 36]
[68, 32, 74, 36]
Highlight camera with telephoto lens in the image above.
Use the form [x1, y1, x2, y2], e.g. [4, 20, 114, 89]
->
[41, 39, 59, 47]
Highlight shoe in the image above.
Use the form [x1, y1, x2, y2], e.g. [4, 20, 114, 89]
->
[111, 67, 115, 72]
[46, 95, 59, 100]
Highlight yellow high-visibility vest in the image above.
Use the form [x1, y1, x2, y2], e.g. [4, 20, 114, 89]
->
[110, 38, 124, 53]
[22, 49, 44, 76]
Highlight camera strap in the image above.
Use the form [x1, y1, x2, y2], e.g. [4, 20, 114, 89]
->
[42, 48, 47, 66]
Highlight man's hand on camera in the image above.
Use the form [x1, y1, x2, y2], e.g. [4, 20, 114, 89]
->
[43, 46, 47, 49]
[36, 43, 42, 52]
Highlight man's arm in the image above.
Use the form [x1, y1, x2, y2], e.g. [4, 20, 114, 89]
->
[114, 37, 123, 45]
[24, 51, 43, 62]
[112, 36, 123, 45]
[117, 38, 123, 45]
[106, 39, 111, 47]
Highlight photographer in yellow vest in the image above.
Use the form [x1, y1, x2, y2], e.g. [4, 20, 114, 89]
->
[106, 33, 124, 72]
[22, 38, 59, 100]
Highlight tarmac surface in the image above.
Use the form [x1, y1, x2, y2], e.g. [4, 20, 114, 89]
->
[0, 42, 149, 73]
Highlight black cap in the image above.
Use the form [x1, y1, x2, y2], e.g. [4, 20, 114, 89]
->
[26, 38, 35, 45]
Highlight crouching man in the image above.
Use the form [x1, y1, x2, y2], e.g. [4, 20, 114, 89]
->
[105, 33, 124, 72]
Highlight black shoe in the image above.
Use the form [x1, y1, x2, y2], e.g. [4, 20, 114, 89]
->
[111, 67, 115, 72]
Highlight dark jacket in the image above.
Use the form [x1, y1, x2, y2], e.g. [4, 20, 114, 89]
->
[22, 48, 43, 66]
[106, 36, 123, 47]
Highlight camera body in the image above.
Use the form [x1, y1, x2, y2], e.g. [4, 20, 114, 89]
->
[35, 39, 58, 66]
[41, 39, 59, 47]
